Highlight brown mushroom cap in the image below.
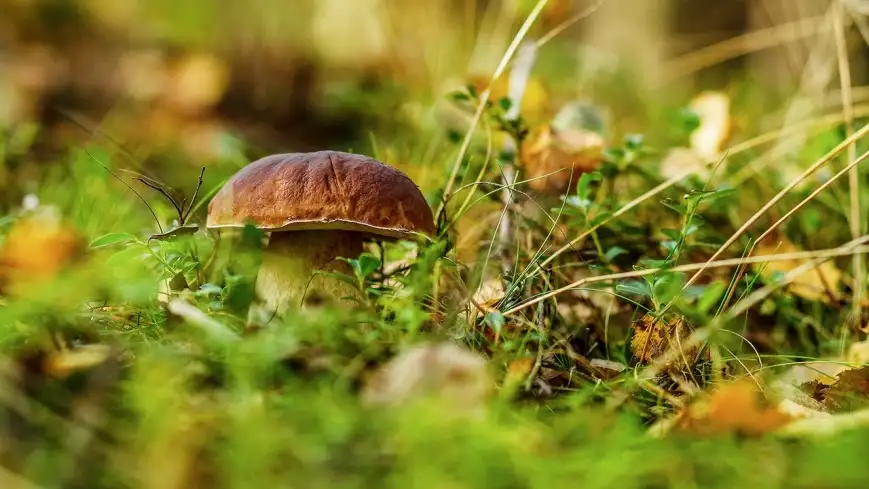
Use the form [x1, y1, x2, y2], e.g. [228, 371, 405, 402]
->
[206, 151, 436, 239]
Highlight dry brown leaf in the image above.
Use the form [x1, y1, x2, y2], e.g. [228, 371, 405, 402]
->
[520, 124, 604, 195]
[589, 358, 627, 379]
[754, 237, 841, 303]
[0, 209, 86, 297]
[818, 366, 869, 413]
[689, 90, 731, 160]
[630, 313, 697, 367]
[676, 380, 793, 436]
[361, 343, 492, 410]
[473, 278, 505, 309]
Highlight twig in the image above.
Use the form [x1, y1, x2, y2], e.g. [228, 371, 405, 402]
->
[167, 299, 240, 344]
[503, 242, 869, 317]
[135, 178, 185, 220]
[86, 150, 164, 234]
[182, 166, 207, 224]
[833, 0, 864, 333]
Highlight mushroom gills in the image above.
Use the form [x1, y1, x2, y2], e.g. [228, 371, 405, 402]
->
[255, 229, 367, 314]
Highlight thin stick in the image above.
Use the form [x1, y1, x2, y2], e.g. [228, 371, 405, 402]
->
[86, 151, 164, 234]
[534, 0, 606, 47]
[182, 167, 207, 224]
[833, 0, 864, 329]
[503, 243, 869, 317]
[135, 178, 184, 220]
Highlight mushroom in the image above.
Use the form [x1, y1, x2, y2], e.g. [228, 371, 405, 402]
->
[206, 151, 436, 314]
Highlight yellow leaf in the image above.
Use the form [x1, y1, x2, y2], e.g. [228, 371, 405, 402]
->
[0, 209, 86, 297]
[755, 237, 841, 303]
[676, 380, 793, 436]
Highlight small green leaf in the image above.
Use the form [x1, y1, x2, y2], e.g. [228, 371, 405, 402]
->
[576, 171, 602, 200]
[661, 228, 682, 240]
[624, 133, 645, 150]
[485, 311, 505, 332]
[652, 272, 686, 304]
[616, 280, 652, 298]
[448, 90, 471, 102]
[90, 233, 137, 249]
[590, 211, 613, 227]
[697, 281, 726, 315]
[602, 246, 627, 263]
[357, 253, 382, 279]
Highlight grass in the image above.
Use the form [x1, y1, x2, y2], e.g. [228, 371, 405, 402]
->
[5, 1, 869, 488]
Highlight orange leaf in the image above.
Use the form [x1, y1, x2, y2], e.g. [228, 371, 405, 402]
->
[677, 380, 793, 436]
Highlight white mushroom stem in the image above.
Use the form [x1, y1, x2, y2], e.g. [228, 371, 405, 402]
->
[255, 230, 367, 314]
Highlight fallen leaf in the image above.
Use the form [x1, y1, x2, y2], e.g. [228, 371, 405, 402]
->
[676, 380, 793, 436]
[689, 90, 731, 160]
[473, 278, 505, 310]
[520, 124, 604, 195]
[818, 366, 869, 413]
[0, 208, 86, 297]
[361, 342, 492, 410]
[589, 358, 627, 379]
[630, 313, 697, 368]
[754, 237, 841, 303]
